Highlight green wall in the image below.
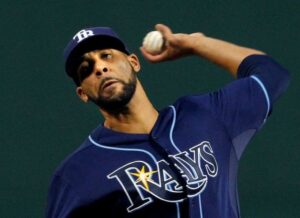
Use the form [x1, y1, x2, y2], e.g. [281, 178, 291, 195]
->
[1, 0, 299, 217]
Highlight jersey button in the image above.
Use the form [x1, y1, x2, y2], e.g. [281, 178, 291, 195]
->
[152, 135, 158, 140]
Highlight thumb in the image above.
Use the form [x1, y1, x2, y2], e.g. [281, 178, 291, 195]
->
[155, 23, 173, 42]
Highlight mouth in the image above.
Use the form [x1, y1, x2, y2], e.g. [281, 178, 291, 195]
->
[101, 79, 119, 91]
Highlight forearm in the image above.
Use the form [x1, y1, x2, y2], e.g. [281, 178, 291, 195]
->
[141, 24, 289, 109]
[189, 34, 290, 103]
[186, 33, 265, 77]
[141, 24, 265, 77]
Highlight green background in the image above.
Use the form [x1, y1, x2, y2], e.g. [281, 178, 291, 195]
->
[1, 0, 299, 217]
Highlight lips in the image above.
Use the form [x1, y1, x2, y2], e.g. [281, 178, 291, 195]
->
[101, 79, 119, 91]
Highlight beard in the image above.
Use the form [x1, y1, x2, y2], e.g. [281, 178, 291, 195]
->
[89, 73, 137, 114]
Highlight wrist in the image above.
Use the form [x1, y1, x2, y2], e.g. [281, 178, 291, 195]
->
[186, 33, 206, 55]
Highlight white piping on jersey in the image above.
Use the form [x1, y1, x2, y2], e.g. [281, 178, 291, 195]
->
[88, 135, 158, 163]
[169, 106, 181, 153]
[250, 75, 270, 124]
[176, 203, 180, 218]
[198, 194, 203, 217]
[169, 105, 204, 218]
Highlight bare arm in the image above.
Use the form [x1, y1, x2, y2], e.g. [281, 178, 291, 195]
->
[140, 24, 265, 77]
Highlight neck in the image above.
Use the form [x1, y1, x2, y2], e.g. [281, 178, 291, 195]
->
[100, 80, 158, 134]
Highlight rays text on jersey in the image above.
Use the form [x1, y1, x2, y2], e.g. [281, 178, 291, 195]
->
[107, 141, 218, 212]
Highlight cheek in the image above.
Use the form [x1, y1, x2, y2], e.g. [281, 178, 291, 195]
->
[116, 60, 133, 77]
[82, 79, 100, 96]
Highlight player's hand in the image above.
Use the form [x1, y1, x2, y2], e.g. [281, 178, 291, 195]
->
[140, 24, 201, 63]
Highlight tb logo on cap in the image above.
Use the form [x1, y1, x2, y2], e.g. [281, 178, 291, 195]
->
[73, 29, 94, 43]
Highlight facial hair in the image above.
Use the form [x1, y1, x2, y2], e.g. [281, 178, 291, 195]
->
[89, 72, 137, 114]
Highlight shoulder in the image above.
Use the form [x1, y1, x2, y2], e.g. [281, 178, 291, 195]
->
[46, 139, 94, 218]
[51, 138, 96, 182]
[173, 93, 212, 111]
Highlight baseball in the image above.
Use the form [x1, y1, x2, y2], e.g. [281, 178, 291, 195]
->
[142, 31, 165, 55]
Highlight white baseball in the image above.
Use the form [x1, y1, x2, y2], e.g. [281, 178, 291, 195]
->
[142, 31, 164, 55]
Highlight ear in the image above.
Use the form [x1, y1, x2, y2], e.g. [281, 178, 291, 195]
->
[76, 86, 89, 103]
[128, 54, 141, 73]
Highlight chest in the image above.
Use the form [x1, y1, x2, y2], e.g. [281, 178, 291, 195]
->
[84, 108, 233, 210]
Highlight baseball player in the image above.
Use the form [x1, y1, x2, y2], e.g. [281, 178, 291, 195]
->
[46, 24, 290, 218]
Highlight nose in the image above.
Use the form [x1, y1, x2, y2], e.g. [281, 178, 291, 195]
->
[94, 63, 108, 76]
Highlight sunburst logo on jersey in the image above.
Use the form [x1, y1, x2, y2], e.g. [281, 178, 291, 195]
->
[130, 166, 157, 191]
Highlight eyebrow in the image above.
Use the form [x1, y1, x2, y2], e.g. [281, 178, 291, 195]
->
[77, 51, 97, 69]
[80, 53, 93, 62]
[82, 49, 113, 59]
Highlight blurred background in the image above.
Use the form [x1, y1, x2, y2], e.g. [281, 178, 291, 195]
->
[1, 0, 299, 217]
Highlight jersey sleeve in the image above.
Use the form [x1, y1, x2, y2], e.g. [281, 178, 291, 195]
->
[181, 55, 290, 159]
[46, 175, 81, 218]
[237, 54, 290, 109]
[210, 55, 290, 158]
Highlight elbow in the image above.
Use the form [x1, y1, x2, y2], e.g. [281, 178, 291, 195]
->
[267, 67, 291, 103]
[278, 68, 291, 94]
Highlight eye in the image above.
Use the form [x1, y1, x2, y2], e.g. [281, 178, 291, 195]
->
[100, 52, 112, 60]
[77, 62, 93, 81]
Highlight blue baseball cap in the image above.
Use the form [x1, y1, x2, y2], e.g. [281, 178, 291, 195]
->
[63, 27, 130, 85]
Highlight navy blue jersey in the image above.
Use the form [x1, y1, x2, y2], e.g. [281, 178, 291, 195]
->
[46, 55, 289, 218]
